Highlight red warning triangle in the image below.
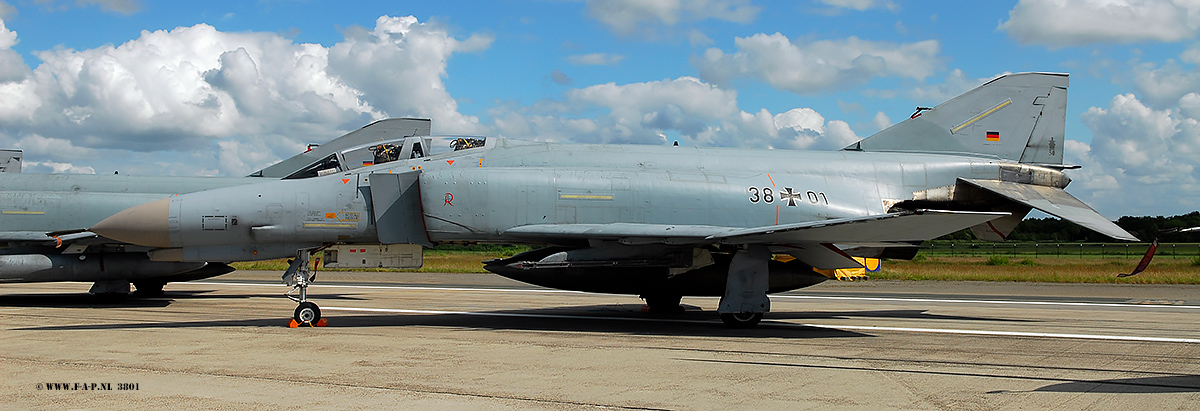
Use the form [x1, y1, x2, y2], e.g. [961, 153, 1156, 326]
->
[341, 179, 350, 184]
[447, 160, 455, 165]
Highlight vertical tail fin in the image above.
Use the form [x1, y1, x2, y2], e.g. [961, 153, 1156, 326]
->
[846, 72, 1067, 165]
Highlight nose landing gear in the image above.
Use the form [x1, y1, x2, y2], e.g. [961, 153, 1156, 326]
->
[284, 250, 327, 327]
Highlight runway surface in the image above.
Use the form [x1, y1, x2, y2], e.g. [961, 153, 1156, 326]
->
[2, 271, 1199, 410]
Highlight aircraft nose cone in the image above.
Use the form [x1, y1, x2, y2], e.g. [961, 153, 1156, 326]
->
[91, 197, 173, 248]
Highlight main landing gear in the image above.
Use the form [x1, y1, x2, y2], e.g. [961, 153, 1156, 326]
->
[717, 245, 771, 329]
[719, 312, 764, 328]
[284, 250, 326, 327]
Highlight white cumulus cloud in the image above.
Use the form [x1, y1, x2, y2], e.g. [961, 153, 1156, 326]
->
[693, 33, 940, 94]
[1130, 59, 1200, 108]
[586, 0, 760, 37]
[0, 18, 26, 82]
[0, 15, 492, 176]
[489, 76, 859, 150]
[1071, 93, 1200, 216]
[1000, 0, 1200, 48]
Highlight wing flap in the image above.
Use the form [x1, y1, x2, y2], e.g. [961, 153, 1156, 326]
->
[960, 178, 1138, 241]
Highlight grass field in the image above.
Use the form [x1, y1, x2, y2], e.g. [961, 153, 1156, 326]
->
[873, 255, 1200, 284]
[231, 248, 1200, 284]
[231, 249, 504, 274]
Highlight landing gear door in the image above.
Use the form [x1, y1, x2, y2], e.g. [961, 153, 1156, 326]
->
[369, 171, 432, 247]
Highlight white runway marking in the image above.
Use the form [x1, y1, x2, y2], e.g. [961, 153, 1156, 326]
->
[321, 306, 1200, 344]
[188, 281, 1200, 344]
[196, 281, 587, 294]
[193, 280, 1200, 310]
[772, 294, 1200, 309]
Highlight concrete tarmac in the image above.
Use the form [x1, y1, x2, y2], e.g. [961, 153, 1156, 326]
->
[2, 271, 1199, 410]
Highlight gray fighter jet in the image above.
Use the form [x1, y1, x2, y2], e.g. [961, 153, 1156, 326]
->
[89, 72, 1136, 327]
[0, 118, 432, 295]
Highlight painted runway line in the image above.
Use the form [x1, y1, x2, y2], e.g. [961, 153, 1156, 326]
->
[193, 280, 1200, 310]
[185, 281, 1200, 344]
[321, 305, 1200, 344]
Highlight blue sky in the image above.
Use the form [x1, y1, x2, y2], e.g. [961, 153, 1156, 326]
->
[0, 0, 1197, 218]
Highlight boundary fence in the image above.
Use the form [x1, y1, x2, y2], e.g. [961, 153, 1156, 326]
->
[921, 241, 1200, 259]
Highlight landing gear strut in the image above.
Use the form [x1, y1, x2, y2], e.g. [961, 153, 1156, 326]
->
[717, 245, 771, 328]
[284, 250, 323, 326]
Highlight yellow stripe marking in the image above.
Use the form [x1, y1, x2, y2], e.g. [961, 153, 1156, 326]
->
[2, 210, 44, 215]
[302, 223, 352, 229]
[559, 194, 614, 200]
[951, 99, 1011, 134]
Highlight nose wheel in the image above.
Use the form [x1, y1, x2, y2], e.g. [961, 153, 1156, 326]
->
[284, 250, 327, 327]
[294, 301, 321, 324]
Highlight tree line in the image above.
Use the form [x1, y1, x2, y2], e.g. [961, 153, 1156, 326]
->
[937, 211, 1200, 242]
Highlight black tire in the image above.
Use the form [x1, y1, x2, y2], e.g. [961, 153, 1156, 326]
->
[131, 282, 165, 297]
[643, 294, 683, 313]
[720, 312, 763, 328]
[294, 302, 321, 324]
[92, 292, 129, 303]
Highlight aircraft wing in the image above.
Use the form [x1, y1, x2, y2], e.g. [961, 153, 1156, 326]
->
[503, 210, 1008, 246]
[0, 229, 97, 247]
[707, 210, 1008, 244]
[502, 210, 1006, 270]
[502, 222, 731, 245]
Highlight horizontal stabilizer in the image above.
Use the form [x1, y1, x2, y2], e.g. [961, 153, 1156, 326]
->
[503, 210, 1008, 247]
[960, 178, 1138, 241]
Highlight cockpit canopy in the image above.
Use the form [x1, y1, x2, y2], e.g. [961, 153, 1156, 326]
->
[284, 136, 487, 179]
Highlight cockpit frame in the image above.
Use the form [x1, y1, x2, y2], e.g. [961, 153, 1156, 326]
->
[283, 135, 487, 180]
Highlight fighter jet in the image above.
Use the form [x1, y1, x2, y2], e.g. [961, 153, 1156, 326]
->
[90, 72, 1137, 327]
[0, 118, 432, 295]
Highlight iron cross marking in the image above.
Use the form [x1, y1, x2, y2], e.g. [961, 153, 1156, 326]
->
[781, 187, 802, 206]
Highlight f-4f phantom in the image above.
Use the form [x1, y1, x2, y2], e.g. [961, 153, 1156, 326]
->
[81, 72, 1135, 327]
[0, 118, 433, 295]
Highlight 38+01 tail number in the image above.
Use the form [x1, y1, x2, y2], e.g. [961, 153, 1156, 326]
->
[748, 187, 828, 206]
